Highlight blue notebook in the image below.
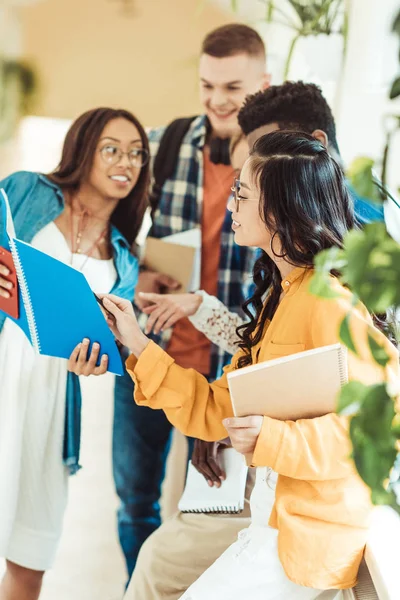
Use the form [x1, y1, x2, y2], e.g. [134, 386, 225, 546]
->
[0, 188, 123, 375]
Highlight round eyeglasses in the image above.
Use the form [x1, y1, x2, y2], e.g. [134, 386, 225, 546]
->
[100, 144, 149, 169]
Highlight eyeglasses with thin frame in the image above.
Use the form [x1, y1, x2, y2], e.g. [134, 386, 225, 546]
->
[100, 144, 149, 169]
[231, 177, 243, 212]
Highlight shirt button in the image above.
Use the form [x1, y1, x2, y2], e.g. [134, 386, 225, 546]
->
[284, 281, 290, 287]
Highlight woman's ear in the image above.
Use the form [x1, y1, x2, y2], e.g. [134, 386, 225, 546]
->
[261, 73, 271, 90]
[311, 129, 328, 148]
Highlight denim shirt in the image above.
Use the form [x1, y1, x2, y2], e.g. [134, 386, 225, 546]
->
[0, 171, 139, 474]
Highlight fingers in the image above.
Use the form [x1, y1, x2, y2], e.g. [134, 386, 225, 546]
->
[145, 306, 177, 335]
[93, 354, 108, 375]
[0, 265, 10, 277]
[157, 311, 182, 331]
[142, 304, 158, 315]
[191, 440, 223, 487]
[208, 443, 226, 482]
[76, 338, 90, 369]
[102, 295, 132, 319]
[144, 306, 166, 334]
[68, 341, 83, 371]
[200, 443, 223, 487]
[86, 342, 100, 370]
[138, 292, 163, 303]
[157, 274, 180, 290]
[67, 339, 108, 376]
[222, 416, 263, 456]
[0, 275, 13, 298]
[223, 416, 262, 429]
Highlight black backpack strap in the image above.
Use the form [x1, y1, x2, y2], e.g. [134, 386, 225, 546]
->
[149, 116, 197, 218]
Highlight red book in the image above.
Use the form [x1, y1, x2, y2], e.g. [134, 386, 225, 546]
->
[0, 246, 19, 319]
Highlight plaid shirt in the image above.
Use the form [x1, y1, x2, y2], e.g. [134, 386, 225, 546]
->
[146, 115, 257, 379]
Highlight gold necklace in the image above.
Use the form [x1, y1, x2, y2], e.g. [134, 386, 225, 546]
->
[69, 200, 109, 270]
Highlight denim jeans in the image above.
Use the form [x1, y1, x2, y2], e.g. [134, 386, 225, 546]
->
[113, 367, 195, 581]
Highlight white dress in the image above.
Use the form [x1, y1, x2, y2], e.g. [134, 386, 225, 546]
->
[179, 468, 338, 600]
[0, 222, 117, 571]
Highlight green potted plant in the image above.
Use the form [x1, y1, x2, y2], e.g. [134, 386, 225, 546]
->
[310, 8, 400, 511]
[0, 58, 37, 143]
[261, 0, 346, 78]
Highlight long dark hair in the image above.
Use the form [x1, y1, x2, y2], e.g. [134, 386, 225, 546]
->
[47, 107, 150, 248]
[237, 131, 355, 368]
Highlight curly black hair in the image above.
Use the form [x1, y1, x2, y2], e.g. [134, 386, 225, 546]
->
[235, 131, 354, 368]
[238, 81, 339, 154]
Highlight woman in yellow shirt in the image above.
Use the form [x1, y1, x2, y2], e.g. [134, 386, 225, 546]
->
[71, 131, 399, 599]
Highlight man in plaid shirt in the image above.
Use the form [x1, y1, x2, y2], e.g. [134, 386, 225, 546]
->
[113, 23, 269, 581]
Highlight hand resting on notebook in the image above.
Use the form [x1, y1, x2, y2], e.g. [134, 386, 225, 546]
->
[191, 438, 230, 488]
[223, 417, 263, 456]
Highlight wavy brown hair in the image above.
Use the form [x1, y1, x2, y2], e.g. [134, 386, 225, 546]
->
[236, 131, 355, 369]
[47, 107, 150, 248]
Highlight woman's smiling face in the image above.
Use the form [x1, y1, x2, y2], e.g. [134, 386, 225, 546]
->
[228, 158, 273, 251]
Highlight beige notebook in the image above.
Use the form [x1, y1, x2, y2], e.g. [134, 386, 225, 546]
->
[227, 343, 348, 420]
[143, 236, 197, 292]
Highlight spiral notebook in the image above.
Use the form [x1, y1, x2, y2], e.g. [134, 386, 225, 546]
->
[0, 188, 123, 375]
[178, 448, 248, 514]
[228, 343, 348, 420]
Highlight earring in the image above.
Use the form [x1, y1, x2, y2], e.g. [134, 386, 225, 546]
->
[270, 231, 278, 256]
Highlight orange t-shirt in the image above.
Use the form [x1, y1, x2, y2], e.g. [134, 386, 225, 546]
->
[166, 150, 234, 375]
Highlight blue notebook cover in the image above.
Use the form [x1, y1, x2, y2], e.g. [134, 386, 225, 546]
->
[0, 188, 123, 375]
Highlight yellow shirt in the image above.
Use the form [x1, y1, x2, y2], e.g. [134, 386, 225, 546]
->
[126, 266, 399, 590]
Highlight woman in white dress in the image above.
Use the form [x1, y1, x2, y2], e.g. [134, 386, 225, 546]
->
[0, 107, 150, 600]
[74, 131, 399, 599]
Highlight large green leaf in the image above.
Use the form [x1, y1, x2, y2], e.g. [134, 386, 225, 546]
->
[337, 381, 367, 414]
[349, 384, 397, 497]
[308, 272, 341, 299]
[347, 157, 382, 203]
[390, 76, 400, 100]
[342, 224, 400, 313]
[392, 9, 400, 36]
[367, 333, 390, 367]
[339, 314, 357, 354]
[314, 246, 346, 272]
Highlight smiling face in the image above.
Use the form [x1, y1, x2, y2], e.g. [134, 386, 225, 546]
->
[228, 158, 273, 251]
[199, 53, 268, 139]
[87, 117, 144, 199]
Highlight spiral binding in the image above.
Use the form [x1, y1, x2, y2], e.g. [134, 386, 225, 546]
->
[182, 505, 241, 515]
[9, 238, 41, 352]
[338, 345, 348, 386]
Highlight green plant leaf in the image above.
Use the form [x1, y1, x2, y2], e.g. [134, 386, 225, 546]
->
[339, 314, 357, 354]
[314, 246, 346, 272]
[346, 156, 382, 203]
[392, 8, 400, 36]
[349, 383, 398, 496]
[266, 0, 274, 21]
[337, 381, 367, 414]
[342, 224, 400, 313]
[308, 272, 341, 299]
[391, 414, 400, 437]
[390, 76, 400, 100]
[368, 333, 390, 367]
